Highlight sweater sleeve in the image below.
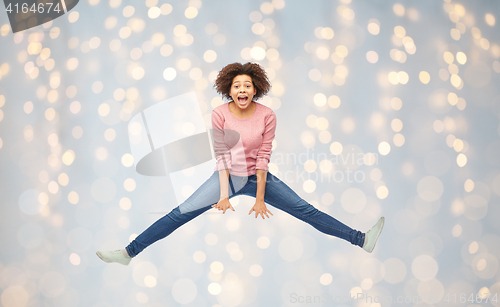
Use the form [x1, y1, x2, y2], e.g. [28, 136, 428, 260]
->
[211, 108, 232, 170]
[255, 111, 277, 171]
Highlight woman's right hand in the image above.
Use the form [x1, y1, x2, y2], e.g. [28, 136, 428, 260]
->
[212, 197, 235, 214]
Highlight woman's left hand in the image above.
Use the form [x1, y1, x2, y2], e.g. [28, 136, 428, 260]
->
[249, 199, 273, 219]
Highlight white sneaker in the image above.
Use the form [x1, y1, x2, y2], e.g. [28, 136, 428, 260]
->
[362, 217, 385, 253]
[96, 250, 132, 266]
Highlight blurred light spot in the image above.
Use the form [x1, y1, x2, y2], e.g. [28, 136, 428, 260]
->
[66, 58, 78, 70]
[208, 283, 221, 295]
[148, 6, 161, 19]
[177, 58, 191, 71]
[485, 13, 496, 26]
[211, 261, 224, 274]
[68, 191, 79, 204]
[370, 169, 382, 182]
[68, 11, 79, 23]
[144, 275, 157, 287]
[417, 176, 443, 201]
[39, 271, 66, 298]
[249, 264, 263, 277]
[193, 251, 206, 263]
[383, 258, 407, 284]
[303, 180, 316, 193]
[330, 141, 343, 155]
[393, 3, 405, 16]
[205, 233, 218, 245]
[1, 286, 29, 307]
[367, 19, 380, 35]
[300, 131, 315, 148]
[62, 150, 75, 165]
[58, 173, 69, 186]
[69, 253, 81, 265]
[185, 7, 198, 19]
[250, 46, 266, 60]
[321, 192, 334, 206]
[391, 97, 402, 110]
[340, 117, 355, 133]
[394, 25, 406, 38]
[452, 224, 462, 237]
[98, 103, 110, 117]
[95, 147, 108, 161]
[226, 217, 240, 231]
[309, 69, 321, 81]
[321, 27, 334, 39]
[69, 100, 81, 114]
[136, 292, 148, 304]
[279, 236, 303, 262]
[412, 255, 438, 281]
[119, 197, 132, 210]
[419, 71, 430, 84]
[450, 28, 461, 40]
[72, 126, 83, 139]
[341, 188, 366, 213]
[457, 153, 467, 167]
[256, 236, 270, 249]
[45, 108, 56, 121]
[122, 5, 135, 18]
[376, 186, 389, 199]
[205, 23, 218, 35]
[160, 3, 173, 15]
[393, 133, 405, 147]
[363, 153, 376, 166]
[328, 95, 341, 108]
[260, 2, 274, 14]
[366, 51, 378, 63]
[304, 160, 317, 173]
[391, 118, 403, 132]
[163, 67, 177, 81]
[104, 128, 116, 141]
[469, 241, 479, 254]
[121, 153, 134, 167]
[124, 178, 136, 191]
[320, 273, 332, 285]
[456, 52, 467, 64]
[319, 131, 331, 144]
[204, 50, 217, 63]
[378, 141, 391, 155]
[316, 46, 330, 60]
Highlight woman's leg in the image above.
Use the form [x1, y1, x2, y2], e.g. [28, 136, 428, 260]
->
[126, 171, 227, 257]
[240, 173, 365, 247]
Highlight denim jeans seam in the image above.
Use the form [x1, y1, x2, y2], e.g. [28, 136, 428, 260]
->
[265, 197, 355, 238]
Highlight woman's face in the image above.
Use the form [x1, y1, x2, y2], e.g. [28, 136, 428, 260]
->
[229, 74, 257, 110]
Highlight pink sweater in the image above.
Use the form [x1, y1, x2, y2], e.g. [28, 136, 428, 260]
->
[211, 102, 277, 176]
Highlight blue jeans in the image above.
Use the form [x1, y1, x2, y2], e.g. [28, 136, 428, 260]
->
[125, 171, 365, 257]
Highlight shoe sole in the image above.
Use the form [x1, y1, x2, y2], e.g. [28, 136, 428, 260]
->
[96, 251, 131, 266]
[368, 217, 385, 253]
[96, 252, 111, 263]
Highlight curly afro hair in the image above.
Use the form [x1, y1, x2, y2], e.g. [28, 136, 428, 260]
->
[214, 62, 271, 101]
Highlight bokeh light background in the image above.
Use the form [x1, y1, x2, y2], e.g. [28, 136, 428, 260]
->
[1, 0, 500, 306]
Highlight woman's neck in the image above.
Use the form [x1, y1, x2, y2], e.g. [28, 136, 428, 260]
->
[228, 101, 256, 119]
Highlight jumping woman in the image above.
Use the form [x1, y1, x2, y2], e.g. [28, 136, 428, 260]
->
[96, 62, 385, 265]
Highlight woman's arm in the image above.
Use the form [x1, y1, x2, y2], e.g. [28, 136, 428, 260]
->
[212, 169, 235, 213]
[249, 111, 277, 219]
[249, 169, 273, 219]
[218, 169, 230, 200]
